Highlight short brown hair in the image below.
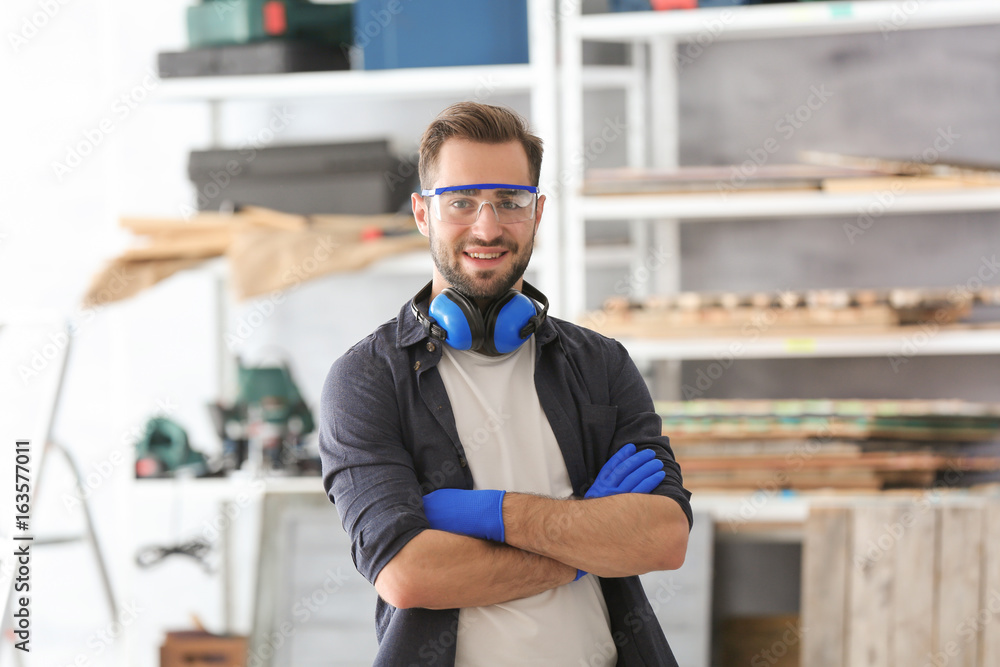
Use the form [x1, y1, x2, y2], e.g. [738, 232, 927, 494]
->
[418, 102, 544, 189]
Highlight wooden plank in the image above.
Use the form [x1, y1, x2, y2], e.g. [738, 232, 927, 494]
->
[682, 469, 883, 491]
[937, 504, 985, 667]
[981, 501, 1000, 667]
[821, 175, 976, 193]
[848, 504, 895, 667]
[891, 500, 937, 666]
[676, 453, 1000, 473]
[801, 506, 850, 667]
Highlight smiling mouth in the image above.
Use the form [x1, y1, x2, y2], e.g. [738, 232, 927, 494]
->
[465, 251, 507, 260]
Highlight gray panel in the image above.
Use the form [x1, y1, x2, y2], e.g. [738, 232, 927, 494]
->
[252, 493, 379, 667]
[640, 510, 714, 667]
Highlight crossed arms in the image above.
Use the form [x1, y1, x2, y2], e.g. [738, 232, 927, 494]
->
[374, 446, 690, 610]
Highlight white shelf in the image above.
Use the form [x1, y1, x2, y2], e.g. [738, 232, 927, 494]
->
[131, 475, 324, 500]
[578, 187, 1000, 221]
[571, 0, 1000, 43]
[584, 244, 638, 267]
[618, 325, 1000, 361]
[157, 64, 638, 102]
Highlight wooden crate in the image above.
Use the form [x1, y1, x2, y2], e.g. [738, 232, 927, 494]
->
[801, 499, 1000, 667]
[720, 614, 803, 667]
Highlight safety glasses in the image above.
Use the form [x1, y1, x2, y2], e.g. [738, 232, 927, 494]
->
[420, 183, 539, 225]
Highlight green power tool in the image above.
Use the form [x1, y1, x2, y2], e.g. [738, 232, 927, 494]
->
[135, 417, 208, 477]
[186, 0, 353, 48]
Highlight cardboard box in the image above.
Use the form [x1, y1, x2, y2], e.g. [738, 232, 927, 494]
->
[160, 631, 247, 667]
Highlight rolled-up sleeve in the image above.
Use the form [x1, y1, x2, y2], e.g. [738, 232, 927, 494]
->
[319, 339, 430, 584]
[606, 341, 694, 531]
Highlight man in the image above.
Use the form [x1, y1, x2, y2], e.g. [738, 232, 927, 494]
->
[319, 101, 692, 666]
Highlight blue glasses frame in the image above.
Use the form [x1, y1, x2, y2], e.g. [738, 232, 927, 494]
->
[420, 183, 539, 196]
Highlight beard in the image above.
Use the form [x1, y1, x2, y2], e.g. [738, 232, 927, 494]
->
[428, 224, 536, 302]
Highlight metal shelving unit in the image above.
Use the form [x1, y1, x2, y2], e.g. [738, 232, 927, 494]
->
[560, 0, 1000, 356]
[559, 8, 1000, 661]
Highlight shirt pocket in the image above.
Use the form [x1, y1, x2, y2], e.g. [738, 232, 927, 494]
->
[580, 403, 618, 465]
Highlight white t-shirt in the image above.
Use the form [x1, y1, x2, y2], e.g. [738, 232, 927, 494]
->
[436, 342, 616, 667]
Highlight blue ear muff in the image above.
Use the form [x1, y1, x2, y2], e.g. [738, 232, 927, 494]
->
[486, 292, 537, 354]
[428, 289, 483, 351]
[412, 280, 548, 354]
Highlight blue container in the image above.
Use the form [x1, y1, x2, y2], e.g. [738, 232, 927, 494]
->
[353, 0, 529, 70]
[697, 0, 748, 7]
[610, 0, 652, 10]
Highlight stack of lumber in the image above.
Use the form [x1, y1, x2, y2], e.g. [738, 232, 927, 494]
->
[582, 163, 881, 195]
[660, 399, 1000, 490]
[802, 499, 1000, 667]
[590, 285, 1000, 338]
[83, 207, 426, 307]
[581, 152, 1000, 196]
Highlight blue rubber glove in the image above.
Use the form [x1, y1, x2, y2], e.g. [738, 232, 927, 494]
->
[421, 488, 507, 542]
[585, 443, 666, 499]
[575, 444, 666, 581]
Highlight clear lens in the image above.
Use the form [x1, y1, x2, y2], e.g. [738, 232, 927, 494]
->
[430, 188, 537, 225]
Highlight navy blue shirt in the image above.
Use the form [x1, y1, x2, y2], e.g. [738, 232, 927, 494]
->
[319, 299, 693, 666]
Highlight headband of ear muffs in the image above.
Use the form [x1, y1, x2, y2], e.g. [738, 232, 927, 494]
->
[411, 280, 548, 355]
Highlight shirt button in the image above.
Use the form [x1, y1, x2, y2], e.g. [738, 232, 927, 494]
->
[459, 457, 468, 468]
[426, 341, 436, 352]
[413, 361, 421, 371]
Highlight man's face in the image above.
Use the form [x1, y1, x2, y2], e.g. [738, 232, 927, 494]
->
[412, 138, 544, 303]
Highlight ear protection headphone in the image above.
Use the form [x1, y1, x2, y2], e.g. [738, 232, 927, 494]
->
[411, 280, 549, 355]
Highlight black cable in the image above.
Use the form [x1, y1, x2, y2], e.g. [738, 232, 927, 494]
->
[135, 539, 214, 574]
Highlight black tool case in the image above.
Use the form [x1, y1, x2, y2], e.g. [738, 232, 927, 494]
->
[188, 140, 412, 216]
[158, 39, 350, 78]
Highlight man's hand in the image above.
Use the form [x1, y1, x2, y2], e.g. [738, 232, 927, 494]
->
[421, 488, 507, 542]
[574, 443, 666, 579]
[585, 443, 665, 499]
